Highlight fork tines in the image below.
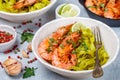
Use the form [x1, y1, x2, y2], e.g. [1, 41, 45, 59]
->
[93, 26, 102, 44]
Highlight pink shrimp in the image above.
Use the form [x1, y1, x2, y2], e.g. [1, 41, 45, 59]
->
[52, 53, 77, 70]
[85, 0, 104, 16]
[85, 0, 120, 19]
[13, 0, 37, 9]
[54, 32, 81, 57]
[38, 24, 73, 62]
[104, 0, 120, 19]
[52, 32, 81, 70]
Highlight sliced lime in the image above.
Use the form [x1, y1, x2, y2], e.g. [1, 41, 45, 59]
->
[60, 4, 71, 15]
[69, 8, 78, 16]
[61, 11, 71, 17]
[71, 22, 86, 32]
[58, 4, 66, 15]
[61, 8, 78, 17]
[59, 4, 78, 17]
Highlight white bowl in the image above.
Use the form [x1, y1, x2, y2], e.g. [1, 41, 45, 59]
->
[55, 3, 80, 19]
[32, 17, 119, 78]
[0, 25, 17, 52]
[0, 0, 56, 23]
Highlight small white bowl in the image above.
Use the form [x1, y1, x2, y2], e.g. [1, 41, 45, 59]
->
[0, 0, 56, 22]
[0, 25, 17, 52]
[32, 17, 119, 79]
[55, 3, 80, 19]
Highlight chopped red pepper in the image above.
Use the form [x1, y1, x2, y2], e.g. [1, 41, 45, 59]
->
[4, 50, 12, 54]
[8, 56, 11, 58]
[0, 31, 13, 43]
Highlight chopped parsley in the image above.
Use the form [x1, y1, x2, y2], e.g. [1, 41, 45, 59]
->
[72, 50, 77, 54]
[60, 44, 64, 49]
[49, 38, 55, 43]
[66, 39, 79, 48]
[46, 47, 52, 53]
[21, 32, 34, 44]
[104, 8, 108, 12]
[66, 39, 72, 44]
[87, 6, 97, 9]
[99, 3, 108, 12]
[49, 38, 58, 46]
[100, 3, 105, 8]
[23, 67, 37, 79]
[72, 41, 76, 48]
[81, 42, 88, 51]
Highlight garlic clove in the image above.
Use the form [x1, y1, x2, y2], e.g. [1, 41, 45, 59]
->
[22, 50, 29, 58]
[3, 58, 22, 76]
[7, 62, 22, 76]
[27, 43, 32, 52]
[3, 58, 17, 67]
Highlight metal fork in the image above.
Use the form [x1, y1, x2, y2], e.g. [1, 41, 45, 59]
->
[92, 27, 103, 78]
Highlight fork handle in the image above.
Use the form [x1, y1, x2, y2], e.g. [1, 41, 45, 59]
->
[92, 47, 103, 78]
[95, 48, 101, 67]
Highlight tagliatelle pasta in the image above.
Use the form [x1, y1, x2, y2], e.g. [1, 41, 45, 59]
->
[70, 26, 109, 71]
[0, 0, 50, 13]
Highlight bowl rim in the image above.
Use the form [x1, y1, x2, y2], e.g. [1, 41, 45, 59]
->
[32, 17, 120, 73]
[0, 25, 17, 46]
[0, 0, 57, 16]
[78, 0, 120, 20]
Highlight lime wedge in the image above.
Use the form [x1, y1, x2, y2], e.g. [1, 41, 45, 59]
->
[58, 4, 66, 15]
[69, 8, 78, 16]
[60, 4, 71, 15]
[71, 22, 86, 32]
[59, 4, 78, 17]
[61, 11, 71, 17]
[61, 8, 78, 17]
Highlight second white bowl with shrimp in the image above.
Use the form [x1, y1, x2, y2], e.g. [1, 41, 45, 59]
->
[32, 17, 119, 79]
[0, 0, 57, 22]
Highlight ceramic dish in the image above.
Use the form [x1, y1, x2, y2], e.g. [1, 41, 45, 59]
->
[0, 25, 17, 52]
[55, 3, 80, 19]
[32, 17, 119, 78]
[0, 0, 56, 23]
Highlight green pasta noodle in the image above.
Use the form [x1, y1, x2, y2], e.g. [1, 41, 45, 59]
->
[0, 0, 50, 13]
[70, 23, 109, 71]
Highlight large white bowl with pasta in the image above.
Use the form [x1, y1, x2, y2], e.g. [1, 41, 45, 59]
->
[32, 17, 119, 79]
[0, 0, 56, 22]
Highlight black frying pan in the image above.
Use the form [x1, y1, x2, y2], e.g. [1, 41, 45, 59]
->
[78, 0, 120, 27]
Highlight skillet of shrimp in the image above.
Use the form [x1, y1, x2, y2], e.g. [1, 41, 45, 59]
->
[85, 0, 120, 19]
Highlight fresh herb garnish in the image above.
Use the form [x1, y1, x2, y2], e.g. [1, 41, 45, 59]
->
[21, 32, 34, 44]
[66, 39, 71, 44]
[104, 8, 108, 12]
[87, 6, 97, 8]
[81, 42, 88, 51]
[49, 38, 55, 43]
[49, 38, 58, 46]
[23, 67, 37, 79]
[72, 50, 77, 54]
[60, 44, 64, 49]
[99, 3, 108, 12]
[100, 3, 105, 8]
[66, 39, 78, 48]
[46, 47, 52, 53]
[72, 41, 76, 48]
